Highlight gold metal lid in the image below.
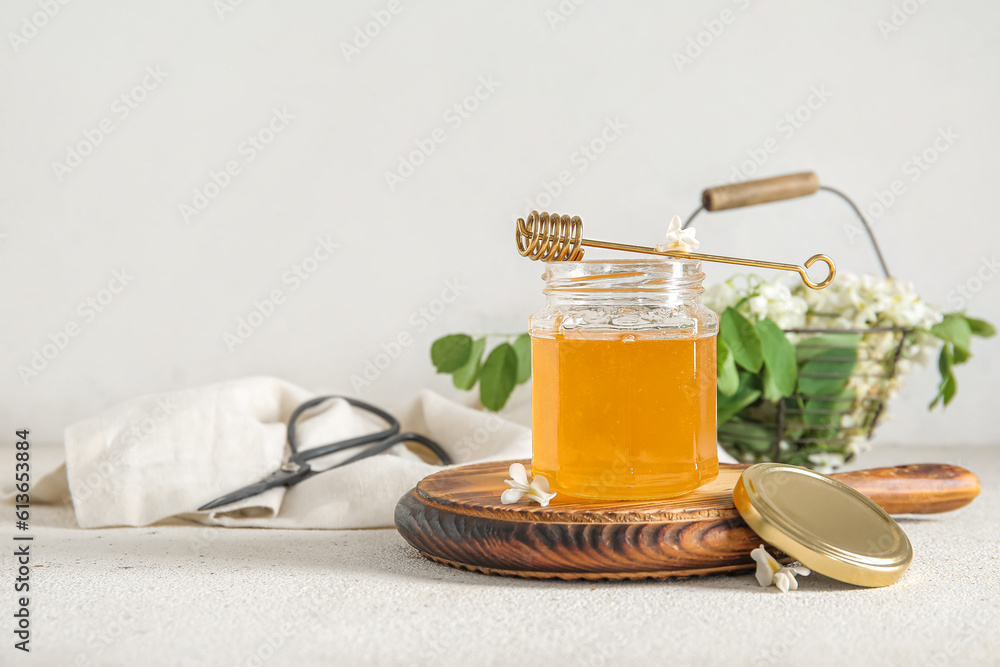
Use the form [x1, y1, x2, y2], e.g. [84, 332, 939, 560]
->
[733, 463, 913, 587]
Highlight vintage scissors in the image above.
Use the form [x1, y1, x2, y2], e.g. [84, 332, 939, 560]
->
[198, 395, 452, 511]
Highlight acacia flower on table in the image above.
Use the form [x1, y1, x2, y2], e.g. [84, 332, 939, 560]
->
[501, 463, 556, 507]
[656, 215, 700, 252]
[750, 545, 811, 593]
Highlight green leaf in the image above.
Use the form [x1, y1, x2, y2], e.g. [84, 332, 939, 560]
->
[452, 337, 486, 390]
[431, 334, 473, 373]
[756, 318, 797, 401]
[718, 419, 776, 452]
[719, 308, 763, 372]
[930, 372, 956, 409]
[801, 394, 855, 427]
[952, 344, 971, 364]
[797, 346, 858, 397]
[717, 372, 762, 424]
[930, 314, 972, 355]
[939, 342, 953, 376]
[717, 338, 739, 397]
[512, 333, 532, 384]
[930, 344, 957, 409]
[795, 333, 862, 362]
[479, 343, 518, 411]
[965, 316, 996, 338]
[942, 373, 957, 406]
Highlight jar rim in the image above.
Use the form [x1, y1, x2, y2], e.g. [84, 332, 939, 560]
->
[541, 257, 705, 295]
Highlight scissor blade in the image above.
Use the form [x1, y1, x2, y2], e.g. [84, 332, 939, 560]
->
[197, 471, 296, 511]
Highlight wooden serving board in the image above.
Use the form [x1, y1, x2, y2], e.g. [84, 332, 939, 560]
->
[394, 460, 980, 580]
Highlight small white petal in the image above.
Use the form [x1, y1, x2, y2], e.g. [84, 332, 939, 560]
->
[501, 488, 526, 505]
[508, 463, 529, 486]
[790, 566, 811, 577]
[504, 478, 528, 491]
[750, 546, 776, 587]
[529, 475, 551, 495]
[529, 490, 557, 507]
[774, 572, 791, 593]
[667, 215, 683, 233]
[679, 229, 700, 250]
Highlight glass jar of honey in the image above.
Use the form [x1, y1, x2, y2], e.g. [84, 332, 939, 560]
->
[529, 259, 718, 500]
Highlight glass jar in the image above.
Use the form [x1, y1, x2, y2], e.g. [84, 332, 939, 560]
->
[529, 259, 718, 500]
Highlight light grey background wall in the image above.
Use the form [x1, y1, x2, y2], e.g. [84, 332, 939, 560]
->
[2, 0, 998, 446]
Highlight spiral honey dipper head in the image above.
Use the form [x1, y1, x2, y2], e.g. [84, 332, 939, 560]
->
[515, 211, 585, 262]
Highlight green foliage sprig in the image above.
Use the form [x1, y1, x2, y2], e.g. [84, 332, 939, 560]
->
[430, 333, 531, 411]
[928, 313, 995, 408]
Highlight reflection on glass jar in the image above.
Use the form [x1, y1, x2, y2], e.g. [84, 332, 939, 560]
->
[529, 259, 718, 500]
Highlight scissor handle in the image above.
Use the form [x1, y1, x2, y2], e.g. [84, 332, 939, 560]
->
[287, 395, 399, 459]
[335, 432, 453, 468]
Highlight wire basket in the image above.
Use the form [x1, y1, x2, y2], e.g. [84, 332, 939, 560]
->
[718, 325, 912, 466]
[685, 173, 910, 467]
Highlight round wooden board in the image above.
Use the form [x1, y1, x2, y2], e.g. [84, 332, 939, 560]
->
[394, 459, 784, 580]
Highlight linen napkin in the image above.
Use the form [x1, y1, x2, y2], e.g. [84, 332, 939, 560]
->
[26, 377, 532, 529]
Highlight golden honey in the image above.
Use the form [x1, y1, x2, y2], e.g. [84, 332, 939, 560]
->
[531, 333, 718, 499]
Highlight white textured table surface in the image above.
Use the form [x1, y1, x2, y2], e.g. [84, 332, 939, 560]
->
[2, 445, 998, 667]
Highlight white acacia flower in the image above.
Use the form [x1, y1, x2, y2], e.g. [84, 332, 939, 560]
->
[501, 463, 556, 507]
[704, 282, 740, 311]
[750, 545, 811, 593]
[656, 215, 700, 252]
[846, 435, 871, 457]
[807, 451, 845, 473]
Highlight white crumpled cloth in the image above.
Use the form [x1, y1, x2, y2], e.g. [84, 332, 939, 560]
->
[24, 377, 532, 529]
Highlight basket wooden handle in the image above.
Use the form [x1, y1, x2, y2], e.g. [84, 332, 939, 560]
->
[702, 171, 820, 211]
[830, 464, 981, 514]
